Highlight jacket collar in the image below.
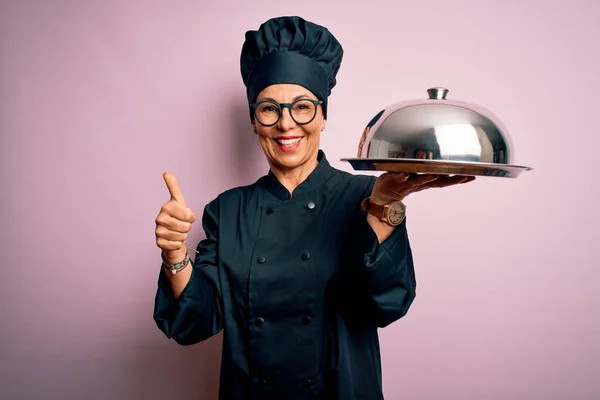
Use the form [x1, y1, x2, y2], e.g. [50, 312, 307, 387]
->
[261, 150, 335, 200]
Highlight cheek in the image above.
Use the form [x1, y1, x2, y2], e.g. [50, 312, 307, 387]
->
[303, 124, 322, 139]
[310, 116, 325, 135]
[255, 128, 274, 144]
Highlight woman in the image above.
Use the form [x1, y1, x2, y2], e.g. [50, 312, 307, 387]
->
[153, 16, 473, 400]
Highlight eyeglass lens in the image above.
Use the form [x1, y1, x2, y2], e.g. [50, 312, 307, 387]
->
[255, 100, 317, 125]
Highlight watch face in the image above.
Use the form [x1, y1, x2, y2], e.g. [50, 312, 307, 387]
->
[388, 203, 405, 225]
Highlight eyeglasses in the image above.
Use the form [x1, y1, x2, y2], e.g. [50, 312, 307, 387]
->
[250, 98, 323, 126]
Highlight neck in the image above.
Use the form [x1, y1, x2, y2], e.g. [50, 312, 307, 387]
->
[270, 156, 319, 197]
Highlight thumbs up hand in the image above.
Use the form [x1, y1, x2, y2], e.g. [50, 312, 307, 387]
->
[155, 172, 197, 264]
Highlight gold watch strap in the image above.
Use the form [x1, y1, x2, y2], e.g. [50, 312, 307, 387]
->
[360, 197, 386, 219]
[361, 197, 406, 227]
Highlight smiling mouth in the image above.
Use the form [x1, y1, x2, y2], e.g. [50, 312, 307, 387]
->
[275, 137, 303, 147]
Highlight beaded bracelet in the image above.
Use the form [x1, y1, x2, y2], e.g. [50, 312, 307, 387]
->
[161, 252, 192, 275]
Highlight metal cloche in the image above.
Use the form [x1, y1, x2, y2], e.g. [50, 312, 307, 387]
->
[342, 87, 533, 178]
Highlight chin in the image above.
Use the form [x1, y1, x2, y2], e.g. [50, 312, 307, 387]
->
[258, 134, 320, 170]
[269, 146, 317, 170]
[272, 152, 306, 168]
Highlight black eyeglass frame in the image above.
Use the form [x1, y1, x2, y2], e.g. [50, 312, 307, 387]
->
[249, 98, 323, 127]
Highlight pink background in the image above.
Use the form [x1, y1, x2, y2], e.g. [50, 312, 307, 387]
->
[1, 0, 599, 399]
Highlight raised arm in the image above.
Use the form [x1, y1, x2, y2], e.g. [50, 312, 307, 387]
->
[340, 173, 474, 328]
[153, 173, 223, 345]
[339, 205, 417, 328]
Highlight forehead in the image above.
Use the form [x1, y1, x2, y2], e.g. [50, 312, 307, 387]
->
[256, 83, 317, 101]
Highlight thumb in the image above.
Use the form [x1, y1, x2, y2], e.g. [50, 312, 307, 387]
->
[163, 172, 187, 206]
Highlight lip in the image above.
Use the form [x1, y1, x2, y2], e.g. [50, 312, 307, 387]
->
[274, 135, 303, 140]
[274, 136, 304, 153]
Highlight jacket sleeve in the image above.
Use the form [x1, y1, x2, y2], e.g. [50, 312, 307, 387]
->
[339, 188, 417, 328]
[153, 198, 223, 345]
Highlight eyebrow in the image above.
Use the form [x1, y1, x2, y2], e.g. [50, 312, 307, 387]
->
[259, 94, 314, 102]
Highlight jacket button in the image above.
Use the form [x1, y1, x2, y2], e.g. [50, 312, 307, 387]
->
[302, 379, 315, 389]
[257, 256, 266, 264]
[301, 252, 310, 261]
[254, 317, 265, 327]
[306, 201, 316, 210]
[266, 207, 274, 214]
[254, 377, 267, 386]
[302, 315, 312, 325]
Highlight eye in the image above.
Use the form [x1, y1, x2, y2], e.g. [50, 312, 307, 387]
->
[293, 100, 315, 113]
[257, 103, 279, 113]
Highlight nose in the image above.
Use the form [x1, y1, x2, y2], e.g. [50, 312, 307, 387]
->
[277, 106, 295, 131]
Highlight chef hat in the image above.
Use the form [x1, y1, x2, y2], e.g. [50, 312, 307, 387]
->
[240, 16, 344, 120]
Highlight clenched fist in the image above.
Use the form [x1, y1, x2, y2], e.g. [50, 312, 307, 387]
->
[155, 172, 197, 265]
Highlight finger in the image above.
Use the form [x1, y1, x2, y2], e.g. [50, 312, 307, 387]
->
[374, 173, 435, 200]
[407, 173, 439, 186]
[163, 172, 186, 206]
[156, 238, 185, 251]
[388, 172, 411, 182]
[411, 175, 475, 192]
[156, 212, 193, 232]
[430, 175, 474, 187]
[155, 225, 188, 242]
[374, 172, 410, 191]
[160, 202, 196, 223]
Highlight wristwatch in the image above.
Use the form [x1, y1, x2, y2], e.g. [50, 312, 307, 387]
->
[360, 197, 406, 227]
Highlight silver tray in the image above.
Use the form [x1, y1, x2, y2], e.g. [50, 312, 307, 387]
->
[346, 87, 534, 179]
[341, 158, 532, 178]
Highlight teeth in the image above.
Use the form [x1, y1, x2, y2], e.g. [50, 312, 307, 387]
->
[277, 137, 302, 146]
